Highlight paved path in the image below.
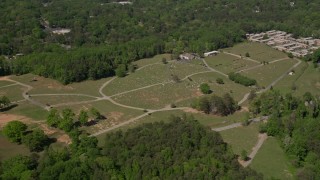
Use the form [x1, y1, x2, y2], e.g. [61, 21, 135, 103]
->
[30, 93, 100, 99]
[0, 83, 19, 89]
[2, 78, 50, 111]
[258, 59, 301, 93]
[212, 116, 269, 132]
[240, 133, 268, 167]
[201, 58, 228, 77]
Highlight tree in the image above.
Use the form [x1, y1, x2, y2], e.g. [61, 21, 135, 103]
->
[115, 64, 127, 77]
[0, 155, 37, 180]
[0, 96, 10, 109]
[288, 53, 294, 58]
[216, 78, 224, 84]
[78, 110, 89, 126]
[3, 121, 27, 143]
[47, 109, 60, 127]
[245, 52, 250, 57]
[90, 107, 102, 120]
[22, 129, 49, 152]
[241, 150, 248, 161]
[59, 109, 75, 132]
[200, 83, 211, 94]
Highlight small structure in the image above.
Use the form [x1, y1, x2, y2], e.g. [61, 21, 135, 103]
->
[204, 51, 220, 57]
[179, 53, 195, 60]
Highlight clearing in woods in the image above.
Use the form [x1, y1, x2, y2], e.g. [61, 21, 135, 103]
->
[0, 42, 310, 177]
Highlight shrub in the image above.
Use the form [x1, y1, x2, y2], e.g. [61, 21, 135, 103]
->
[200, 83, 211, 94]
[216, 78, 224, 84]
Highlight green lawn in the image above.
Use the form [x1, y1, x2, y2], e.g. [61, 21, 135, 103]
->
[241, 59, 297, 87]
[190, 72, 251, 101]
[112, 81, 197, 109]
[220, 122, 261, 155]
[0, 80, 15, 87]
[6, 101, 49, 121]
[0, 134, 30, 161]
[169, 61, 208, 78]
[205, 53, 259, 74]
[103, 64, 171, 96]
[31, 95, 96, 106]
[274, 61, 308, 94]
[223, 42, 288, 62]
[292, 64, 320, 97]
[0, 84, 25, 101]
[250, 137, 295, 179]
[10, 74, 108, 97]
[133, 54, 172, 67]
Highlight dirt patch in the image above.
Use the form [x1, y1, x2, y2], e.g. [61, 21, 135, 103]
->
[0, 113, 71, 144]
[183, 107, 201, 114]
[109, 111, 124, 121]
[0, 114, 29, 128]
[315, 82, 320, 89]
[0, 76, 10, 81]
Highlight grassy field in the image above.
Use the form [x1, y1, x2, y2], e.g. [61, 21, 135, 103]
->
[292, 64, 320, 97]
[190, 72, 251, 101]
[0, 80, 15, 87]
[10, 74, 108, 97]
[6, 101, 49, 121]
[223, 42, 288, 62]
[274, 61, 308, 94]
[55, 100, 143, 134]
[133, 54, 172, 67]
[220, 122, 261, 155]
[205, 53, 259, 74]
[113, 71, 251, 109]
[241, 59, 297, 87]
[112, 81, 197, 109]
[250, 137, 295, 179]
[0, 134, 30, 161]
[103, 64, 171, 96]
[31, 95, 96, 106]
[0, 84, 25, 101]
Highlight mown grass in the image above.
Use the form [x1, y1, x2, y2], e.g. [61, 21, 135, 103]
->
[205, 53, 259, 74]
[0, 133, 30, 161]
[241, 59, 297, 87]
[103, 64, 171, 96]
[0, 80, 15, 87]
[274, 61, 308, 94]
[133, 54, 172, 67]
[112, 81, 197, 109]
[10, 74, 108, 97]
[223, 42, 288, 62]
[190, 72, 251, 101]
[0, 84, 24, 101]
[250, 137, 295, 180]
[6, 101, 49, 121]
[292, 63, 320, 97]
[220, 122, 261, 155]
[31, 95, 96, 106]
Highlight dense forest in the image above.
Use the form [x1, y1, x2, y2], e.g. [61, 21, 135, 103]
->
[0, 116, 263, 179]
[250, 90, 320, 178]
[0, 0, 320, 83]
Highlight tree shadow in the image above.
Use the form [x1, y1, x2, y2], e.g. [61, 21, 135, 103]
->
[0, 104, 18, 112]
